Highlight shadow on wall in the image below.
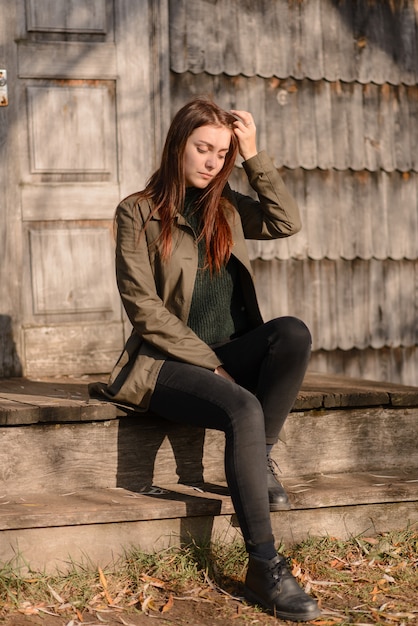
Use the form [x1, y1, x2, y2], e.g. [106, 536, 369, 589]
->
[0, 315, 22, 378]
[116, 412, 206, 491]
[116, 412, 233, 546]
[331, 0, 417, 75]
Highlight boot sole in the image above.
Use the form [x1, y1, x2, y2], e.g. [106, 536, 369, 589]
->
[269, 501, 292, 511]
[244, 586, 321, 622]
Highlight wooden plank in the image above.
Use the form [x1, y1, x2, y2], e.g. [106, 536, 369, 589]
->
[272, 501, 418, 546]
[24, 321, 124, 377]
[297, 374, 390, 408]
[26, 84, 116, 176]
[21, 183, 120, 221]
[408, 85, 418, 171]
[114, 0, 154, 197]
[1, 499, 416, 573]
[251, 258, 418, 358]
[0, 392, 117, 425]
[0, 416, 205, 496]
[0, 396, 41, 425]
[171, 73, 418, 174]
[28, 228, 115, 315]
[1, 400, 417, 495]
[1, 470, 417, 531]
[0, 376, 118, 425]
[299, 0, 323, 81]
[149, 0, 170, 160]
[0, 514, 241, 572]
[0, 0, 23, 377]
[169, 0, 418, 85]
[18, 42, 117, 79]
[0, 487, 231, 530]
[273, 407, 418, 479]
[26, 0, 107, 33]
[287, 471, 418, 509]
[302, 371, 418, 406]
[0, 371, 416, 427]
[310, 346, 418, 390]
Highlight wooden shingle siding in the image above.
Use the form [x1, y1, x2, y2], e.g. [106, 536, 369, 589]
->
[236, 169, 418, 262]
[168, 0, 417, 386]
[252, 258, 418, 351]
[171, 75, 418, 173]
[310, 346, 418, 389]
[169, 0, 418, 85]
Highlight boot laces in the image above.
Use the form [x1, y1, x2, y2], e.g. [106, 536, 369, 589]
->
[267, 454, 282, 479]
[268, 555, 288, 588]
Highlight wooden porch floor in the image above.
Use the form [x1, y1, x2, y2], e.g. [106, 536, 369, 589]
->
[1, 371, 418, 425]
[1, 371, 417, 570]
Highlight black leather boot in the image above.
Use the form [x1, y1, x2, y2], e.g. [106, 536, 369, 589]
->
[267, 455, 291, 511]
[244, 553, 321, 621]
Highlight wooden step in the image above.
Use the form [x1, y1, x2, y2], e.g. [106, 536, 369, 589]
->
[1, 471, 417, 571]
[1, 373, 417, 495]
[2, 471, 418, 531]
[1, 403, 417, 495]
[0, 372, 417, 571]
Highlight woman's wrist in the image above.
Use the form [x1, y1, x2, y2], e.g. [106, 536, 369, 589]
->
[241, 148, 258, 162]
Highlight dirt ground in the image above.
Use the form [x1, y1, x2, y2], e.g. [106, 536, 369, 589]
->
[2, 530, 417, 625]
[0, 594, 291, 626]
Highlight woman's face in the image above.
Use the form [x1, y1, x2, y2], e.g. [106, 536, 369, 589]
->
[183, 124, 232, 188]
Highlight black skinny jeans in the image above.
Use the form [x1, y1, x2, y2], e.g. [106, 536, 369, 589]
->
[149, 316, 311, 550]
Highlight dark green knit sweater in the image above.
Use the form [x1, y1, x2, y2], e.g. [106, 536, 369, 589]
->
[183, 189, 251, 345]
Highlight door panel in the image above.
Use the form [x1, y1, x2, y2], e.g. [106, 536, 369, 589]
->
[25, 0, 107, 34]
[27, 85, 115, 176]
[6, 0, 158, 376]
[29, 227, 117, 316]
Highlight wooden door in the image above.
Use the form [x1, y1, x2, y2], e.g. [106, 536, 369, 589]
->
[0, 0, 167, 377]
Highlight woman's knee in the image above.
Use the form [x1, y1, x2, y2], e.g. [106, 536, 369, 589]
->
[267, 316, 312, 352]
[224, 386, 265, 433]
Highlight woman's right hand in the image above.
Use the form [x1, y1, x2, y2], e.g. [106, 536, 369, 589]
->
[214, 366, 235, 382]
[230, 109, 258, 161]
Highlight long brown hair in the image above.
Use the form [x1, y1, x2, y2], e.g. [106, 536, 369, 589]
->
[140, 97, 239, 272]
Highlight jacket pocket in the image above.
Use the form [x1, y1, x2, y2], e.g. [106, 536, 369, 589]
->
[107, 333, 164, 410]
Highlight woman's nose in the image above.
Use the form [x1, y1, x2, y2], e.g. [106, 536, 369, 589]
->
[205, 155, 216, 170]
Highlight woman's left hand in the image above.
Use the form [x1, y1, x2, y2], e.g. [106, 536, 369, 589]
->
[231, 109, 258, 161]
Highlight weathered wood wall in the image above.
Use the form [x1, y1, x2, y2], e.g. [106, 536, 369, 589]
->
[0, 0, 160, 378]
[168, 0, 418, 386]
[1, 0, 417, 384]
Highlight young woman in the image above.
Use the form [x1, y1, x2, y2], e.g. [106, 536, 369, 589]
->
[94, 97, 320, 621]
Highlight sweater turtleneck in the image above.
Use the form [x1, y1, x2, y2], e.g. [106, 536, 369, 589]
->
[183, 188, 251, 346]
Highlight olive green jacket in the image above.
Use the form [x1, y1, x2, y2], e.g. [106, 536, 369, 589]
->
[94, 151, 301, 410]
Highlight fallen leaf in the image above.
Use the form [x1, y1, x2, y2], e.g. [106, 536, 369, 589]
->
[383, 573, 395, 583]
[98, 566, 113, 604]
[291, 561, 301, 577]
[141, 595, 156, 613]
[141, 574, 166, 588]
[362, 537, 379, 545]
[161, 593, 174, 613]
[47, 584, 66, 604]
[18, 607, 39, 616]
[371, 585, 381, 602]
[119, 617, 138, 626]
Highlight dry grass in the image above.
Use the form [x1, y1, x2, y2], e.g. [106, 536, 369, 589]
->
[0, 528, 416, 624]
